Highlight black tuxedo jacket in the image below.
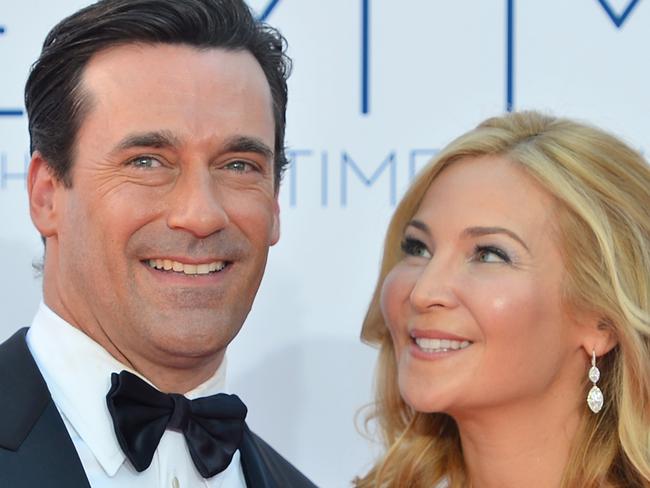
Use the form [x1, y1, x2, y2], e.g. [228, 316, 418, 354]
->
[0, 328, 317, 487]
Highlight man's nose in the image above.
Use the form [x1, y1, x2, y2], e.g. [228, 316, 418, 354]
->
[408, 256, 459, 312]
[166, 168, 229, 238]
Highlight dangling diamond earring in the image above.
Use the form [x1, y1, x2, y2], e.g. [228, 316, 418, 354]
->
[587, 349, 604, 413]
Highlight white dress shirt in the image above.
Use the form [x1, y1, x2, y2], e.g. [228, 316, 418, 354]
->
[26, 302, 247, 488]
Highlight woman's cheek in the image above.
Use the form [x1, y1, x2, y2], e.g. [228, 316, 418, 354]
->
[380, 265, 416, 345]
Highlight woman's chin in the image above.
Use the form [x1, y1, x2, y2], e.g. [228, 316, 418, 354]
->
[398, 381, 452, 414]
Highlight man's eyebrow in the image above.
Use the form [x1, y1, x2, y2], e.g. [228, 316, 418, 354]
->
[111, 132, 274, 162]
[113, 130, 181, 153]
[462, 226, 530, 252]
[222, 135, 274, 161]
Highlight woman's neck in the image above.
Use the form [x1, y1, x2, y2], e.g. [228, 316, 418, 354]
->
[454, 393, 584, 488]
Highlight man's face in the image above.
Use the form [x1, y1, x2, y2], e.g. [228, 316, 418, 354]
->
[37, 44, 279, 377]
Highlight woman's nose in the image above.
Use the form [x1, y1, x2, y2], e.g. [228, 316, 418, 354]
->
[409, 257, 460, 312]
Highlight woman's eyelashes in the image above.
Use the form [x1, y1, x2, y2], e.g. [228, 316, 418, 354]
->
[472, 244, 512, 264]
[400, 236, 513, 265]
[401, 237, 431, 258]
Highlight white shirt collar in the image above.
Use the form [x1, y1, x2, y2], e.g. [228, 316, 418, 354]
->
[26, 301, 228, 477]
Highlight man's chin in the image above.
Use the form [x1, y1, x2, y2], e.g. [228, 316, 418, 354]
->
[135, 329, 230, 366]
[153, 316, 240, 345]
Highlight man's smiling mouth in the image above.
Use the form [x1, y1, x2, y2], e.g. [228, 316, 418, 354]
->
[145, 259, 228, 275]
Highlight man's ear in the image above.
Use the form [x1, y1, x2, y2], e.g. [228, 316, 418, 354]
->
[28, 151, 62, 238]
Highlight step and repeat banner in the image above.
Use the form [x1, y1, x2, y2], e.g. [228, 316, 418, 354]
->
[0, 1, 647, 486]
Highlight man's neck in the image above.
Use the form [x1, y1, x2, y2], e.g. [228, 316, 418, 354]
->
[41, 296, 225, 394]
[124, 351, 225, 394]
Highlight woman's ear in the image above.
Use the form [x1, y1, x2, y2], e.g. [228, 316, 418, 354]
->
[579, 315, 618, 358]
[28, 152, 61, 239]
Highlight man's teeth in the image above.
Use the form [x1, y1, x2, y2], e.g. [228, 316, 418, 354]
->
[414, 338, 471, 353]
[147, 259, 226, 275]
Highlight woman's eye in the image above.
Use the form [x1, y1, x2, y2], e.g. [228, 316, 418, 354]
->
[401, 238, 431, 258]
[474, 245, 511, 264]
[224, 160, 255, 172]
[128, 156, 162, 169]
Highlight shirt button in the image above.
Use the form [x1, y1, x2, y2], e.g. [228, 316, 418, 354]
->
[172, 477, 180, 488]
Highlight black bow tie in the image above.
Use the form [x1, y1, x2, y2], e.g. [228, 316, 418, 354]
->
[106, 370, 247, 478]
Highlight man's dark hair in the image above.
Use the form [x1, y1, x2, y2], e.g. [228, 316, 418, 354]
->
[24, 0, 291, 188]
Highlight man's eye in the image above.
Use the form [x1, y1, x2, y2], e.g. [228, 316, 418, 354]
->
[400, 237, 431, 258]
[224, 160, 255, 172]
[474, 245, 511, 264]
[128, 156, 162, 169]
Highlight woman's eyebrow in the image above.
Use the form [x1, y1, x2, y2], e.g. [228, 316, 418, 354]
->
[462, 226, 530, 252]
[405, 219, 430, 234]
[405, 221, 530, 253]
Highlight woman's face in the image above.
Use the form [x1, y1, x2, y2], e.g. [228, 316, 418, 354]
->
[381, 155, 585, 416]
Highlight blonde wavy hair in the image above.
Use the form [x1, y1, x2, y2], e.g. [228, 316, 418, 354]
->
[355, 111, 650, 488]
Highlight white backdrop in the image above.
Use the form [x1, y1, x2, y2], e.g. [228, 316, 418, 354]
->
[1, 1, 648, 486]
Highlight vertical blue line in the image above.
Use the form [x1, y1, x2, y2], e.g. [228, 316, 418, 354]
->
[506, 0, 514, 112]
[361, 0, 370, 115]
[0, 26, 5, 34]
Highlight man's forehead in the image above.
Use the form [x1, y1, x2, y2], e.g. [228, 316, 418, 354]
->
[78, 42, 271, 115]
[72, 42, 275, 157]
[80, 42, 265, 93]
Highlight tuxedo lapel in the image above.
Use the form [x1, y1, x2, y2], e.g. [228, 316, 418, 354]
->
[0, 328, 315, 487]
[239, 426, 318, 488]
[0, 328, 49, 449]
[240, 427, 276, 487]
[0, 328, 91, 488]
